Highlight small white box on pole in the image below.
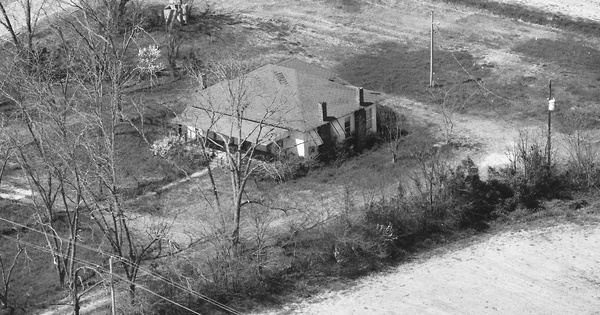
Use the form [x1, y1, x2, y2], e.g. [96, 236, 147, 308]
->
[548, 98, 556, 111]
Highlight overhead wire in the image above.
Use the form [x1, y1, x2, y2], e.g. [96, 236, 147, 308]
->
[0, 232, 206, 315]
[0, 216, 242, 315]
[0, 216, 243, 315]
[432, 24, 520, 126]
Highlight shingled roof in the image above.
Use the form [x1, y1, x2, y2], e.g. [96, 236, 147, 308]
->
[178, 59, 380, 139]
[277, 58, 349, 85]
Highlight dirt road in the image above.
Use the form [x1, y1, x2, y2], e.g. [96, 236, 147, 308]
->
[493, 0, 600, 22]
[253, 223, 600, 315]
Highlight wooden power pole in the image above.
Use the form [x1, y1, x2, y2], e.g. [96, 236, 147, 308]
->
[110, 256, 116, 315]
[547, 79, 554, 166]
[430, 11, 434, 88]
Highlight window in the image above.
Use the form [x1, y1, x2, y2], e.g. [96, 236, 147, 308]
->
[344, 117, 351, 137]
[177, 124, 184, 138]
[366, 108, 372, 130]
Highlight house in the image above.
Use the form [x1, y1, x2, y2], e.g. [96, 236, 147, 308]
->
[175, 58, 382, 158]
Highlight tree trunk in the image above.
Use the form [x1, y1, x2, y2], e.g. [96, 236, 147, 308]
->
[0, 3, 21, 49]
[57, 265, 66, 288]
[231, 205, 241, 246]
[128, 283, 136, 303]
[71, 286, 80, 315]
[0, 290, 7, 309]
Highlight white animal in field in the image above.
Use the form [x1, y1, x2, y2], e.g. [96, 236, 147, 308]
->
[163, 0, 189, 26]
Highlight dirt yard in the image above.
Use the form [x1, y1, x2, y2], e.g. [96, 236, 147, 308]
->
[493, 0, 600, 22]
[251, 222, 600, 315]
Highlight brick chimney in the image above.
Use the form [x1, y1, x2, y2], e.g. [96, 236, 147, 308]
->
[318, 102, 328, 121]
[357, 87, 364, 106]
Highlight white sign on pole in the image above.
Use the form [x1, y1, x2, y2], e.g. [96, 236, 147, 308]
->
[548, 98, 556, 111]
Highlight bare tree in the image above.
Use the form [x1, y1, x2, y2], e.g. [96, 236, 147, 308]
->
[0, 0, 49, 53]
[0, 0, 162, 307]
[189, 57, 292, 247]
[165, 19, 185, 74]
[0, 118, 13, 189]
[409, 146, 452, 229]
[0, 32, 85, 303]
[0, 233, 25, 312]
[430, 85, 475, 144]
[560, 109, 600, 189]
[376, 103, 408, 163]
[53, 0, 173, 302]
[2, 52, 96, 314]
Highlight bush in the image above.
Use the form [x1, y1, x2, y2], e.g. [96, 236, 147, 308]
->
[136, 136, 585, 314]
[562, 129, 600, 190]
[364, 199, 421, 252]
[328, 217, 399, 276]
[445, 158, 515, 228]
[132, 4, 165, 32]
[255, 155, 320, 182]
[489, 132, 565, 209]
[167, 144, 211, 175]
[151, 135, 211, 175]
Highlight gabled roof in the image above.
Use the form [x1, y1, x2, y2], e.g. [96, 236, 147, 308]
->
[177, 59, 381, 139]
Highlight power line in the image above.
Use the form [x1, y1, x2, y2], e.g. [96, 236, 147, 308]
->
[0, 216, 243, 315]
[432, 25, 519, 126]
[0, 216, 241, 314]
[0, 233, 205, 315]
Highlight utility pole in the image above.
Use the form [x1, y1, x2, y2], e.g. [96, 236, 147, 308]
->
[547, 79, 554, 166]
[430, 11, 434, 88]
[110, 256, 116, 315]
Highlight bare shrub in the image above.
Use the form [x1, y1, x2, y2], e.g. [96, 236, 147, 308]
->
[376, 103, 408, 163]
[489, 130, 564, 209]
[408, 145, 454, 231]
[254, 155, 320, 182]
[445, 158, 515, 228]
[560, 110, 600, 189]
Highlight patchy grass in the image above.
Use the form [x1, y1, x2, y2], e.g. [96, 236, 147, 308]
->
[336, 37, 600, 122]
[513, 38, 600, 127]
[514, 38, 600, 73]
[334, 41, 523, 119]
[335, 42, 488, 101]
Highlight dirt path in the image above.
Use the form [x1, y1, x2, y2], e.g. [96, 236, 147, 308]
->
[493, 0, 600, 22]
[252, 223, 600, 315]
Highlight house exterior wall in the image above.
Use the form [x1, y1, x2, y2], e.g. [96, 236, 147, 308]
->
[177, 103, 376, 159]
[364, 104, 377, 133]
[267, 130, 323, 158]
[330, 112, 356, 141]
[280, 130, 310, 158]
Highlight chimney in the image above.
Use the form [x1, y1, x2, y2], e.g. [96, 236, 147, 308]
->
[357, 87, 364, 106]
[318, 102, 328, 121]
